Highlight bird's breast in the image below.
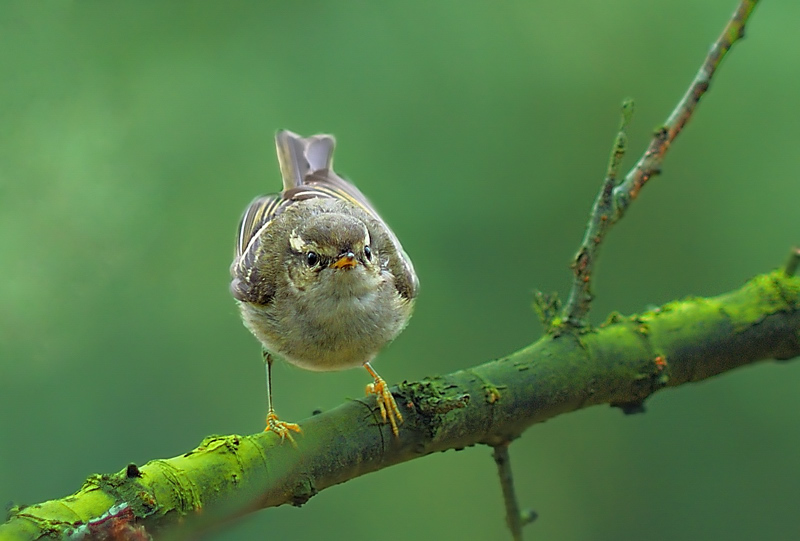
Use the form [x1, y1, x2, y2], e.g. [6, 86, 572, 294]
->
[240, 271, 412, 372]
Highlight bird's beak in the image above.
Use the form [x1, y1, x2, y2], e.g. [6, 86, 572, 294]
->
[332, 252, 358, 269]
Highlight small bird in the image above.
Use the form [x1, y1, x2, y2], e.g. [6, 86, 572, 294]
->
[230, 130, 418, 441]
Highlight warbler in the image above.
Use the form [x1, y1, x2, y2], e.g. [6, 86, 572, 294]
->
[230, 130, 418, 441]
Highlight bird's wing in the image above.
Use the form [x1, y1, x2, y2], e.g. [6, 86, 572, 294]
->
[234, 194, 282, 260]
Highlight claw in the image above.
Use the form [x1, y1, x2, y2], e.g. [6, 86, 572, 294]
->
[265, 411, 302, 445]
[365, 376, 403, 437]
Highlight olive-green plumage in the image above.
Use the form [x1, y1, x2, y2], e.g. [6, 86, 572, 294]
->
[230, 130, 417, 437]
[231, 130, 417, 370]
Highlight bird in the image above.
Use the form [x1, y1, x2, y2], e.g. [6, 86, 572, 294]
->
[230, 130, 418, 441]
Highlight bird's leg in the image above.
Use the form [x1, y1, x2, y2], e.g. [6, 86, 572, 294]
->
[263, 350, 301, 444]
[364, 361, 403, 436]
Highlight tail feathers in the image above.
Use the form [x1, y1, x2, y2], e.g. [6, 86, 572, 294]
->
[275, 130, 336, 190]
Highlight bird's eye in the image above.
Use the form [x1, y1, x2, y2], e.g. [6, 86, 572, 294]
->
[306, 251, 319, 267]
[364, 245, 372, 260]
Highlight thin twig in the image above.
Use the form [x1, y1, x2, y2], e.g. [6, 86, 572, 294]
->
[785, 247, 800, 277]
[493, 443, 522, 540]
[562, 0, 759, 327]
[562, 99, 633, 326]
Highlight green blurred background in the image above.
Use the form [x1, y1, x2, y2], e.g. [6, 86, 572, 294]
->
[2, 1, 799, 539]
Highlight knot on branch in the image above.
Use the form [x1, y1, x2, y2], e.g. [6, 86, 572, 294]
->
[610, 350, 670, 414]
[290, 477, 318, 507]
[400, 379, 470, 437]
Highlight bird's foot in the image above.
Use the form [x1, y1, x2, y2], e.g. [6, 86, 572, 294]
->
[365, 377, 403, 437]
[265, 411, 301, 445]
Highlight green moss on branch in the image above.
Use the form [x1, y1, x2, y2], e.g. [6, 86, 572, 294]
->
[3, 269, 799, 540]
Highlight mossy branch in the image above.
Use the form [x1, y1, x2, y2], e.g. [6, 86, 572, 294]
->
[3, 270, 800, 540]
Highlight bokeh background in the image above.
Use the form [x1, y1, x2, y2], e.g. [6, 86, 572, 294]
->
[2, 1, 799, 540]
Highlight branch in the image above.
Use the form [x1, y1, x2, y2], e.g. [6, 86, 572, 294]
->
[562, 0, 759, 326]
[3, 269, 800, 539]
